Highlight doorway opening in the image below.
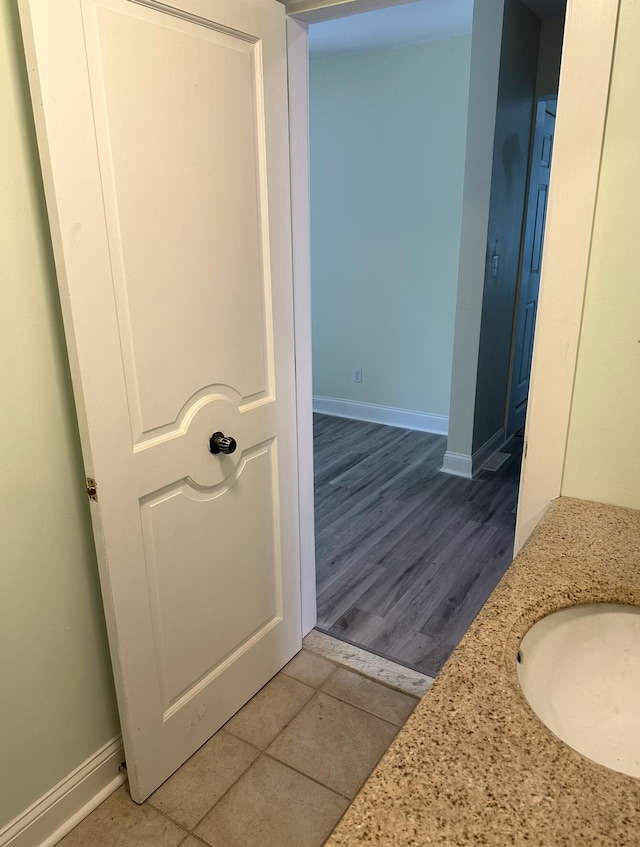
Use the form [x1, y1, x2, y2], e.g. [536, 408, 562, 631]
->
[299, 0, 566, 677]
[506, 94, 557, 439]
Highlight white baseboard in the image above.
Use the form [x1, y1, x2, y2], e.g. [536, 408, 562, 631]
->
[0, 737, 126, 847]
[441, 428, 506, 479]
[312, 396, 448, 435]
[440, 450, 473, 478]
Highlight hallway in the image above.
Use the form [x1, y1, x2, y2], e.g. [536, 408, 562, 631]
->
[314, 414, 521, 676]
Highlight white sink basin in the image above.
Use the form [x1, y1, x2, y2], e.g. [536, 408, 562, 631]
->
[517, 603, 640, 778]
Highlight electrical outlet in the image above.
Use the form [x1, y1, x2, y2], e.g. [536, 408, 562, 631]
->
[353, 367, 362, 383]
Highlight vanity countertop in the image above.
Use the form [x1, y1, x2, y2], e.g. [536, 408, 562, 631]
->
[325, 497, 640, 846]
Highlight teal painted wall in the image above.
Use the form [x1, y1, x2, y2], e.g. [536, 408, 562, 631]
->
[535, 15, 564, 100]
[472, 0, 540, 453]
[0, 0, 120, 829]
[310, 36, 472, 418]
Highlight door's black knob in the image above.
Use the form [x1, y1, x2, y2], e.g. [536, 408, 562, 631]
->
[209, 431, 237, 455]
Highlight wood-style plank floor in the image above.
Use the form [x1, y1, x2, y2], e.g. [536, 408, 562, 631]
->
[314, 414, 522, 678]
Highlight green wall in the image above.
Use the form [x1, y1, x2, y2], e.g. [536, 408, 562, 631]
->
[310, 36, 471, 418]
[0, 0, 120, 829]
[562, 0, 640, 509]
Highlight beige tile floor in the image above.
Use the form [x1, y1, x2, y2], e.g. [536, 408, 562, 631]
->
[57, 648, 420, 847]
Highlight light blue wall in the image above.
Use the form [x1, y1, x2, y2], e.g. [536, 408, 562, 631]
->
[310, 36, 472, 418]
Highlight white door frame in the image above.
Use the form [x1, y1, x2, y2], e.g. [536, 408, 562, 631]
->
[287, 0, 620, 632]
[513, 0, 619, 550]
[287, 14, 317, 634]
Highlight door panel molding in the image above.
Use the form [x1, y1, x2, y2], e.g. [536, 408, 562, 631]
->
[128, 0, 260, 41]
[20, 0, 301, 802]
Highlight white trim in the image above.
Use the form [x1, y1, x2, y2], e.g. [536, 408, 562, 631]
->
[313, 396, 449, 435]
[441, 450, 472, 479]
[441, 427, 505, 479]
[287, 15, 316, 637]
[515, 0, 620, 552]
[283, 0, 417, 25]
[0, 737, 125, 847]
[288, 0, 457, 627]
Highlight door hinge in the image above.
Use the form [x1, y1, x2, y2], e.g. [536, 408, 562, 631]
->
[86, 477, 98, 501]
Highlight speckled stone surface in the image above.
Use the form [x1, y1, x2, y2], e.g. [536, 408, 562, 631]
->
[325, 498, 640, 846]
[303, 630, 434, 697]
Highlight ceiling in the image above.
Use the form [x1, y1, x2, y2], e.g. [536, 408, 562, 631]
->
[308, 0, 565, 60]
[309, 0, 473, 58]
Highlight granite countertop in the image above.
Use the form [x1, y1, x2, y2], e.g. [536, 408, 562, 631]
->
[326, 497, 640, 846]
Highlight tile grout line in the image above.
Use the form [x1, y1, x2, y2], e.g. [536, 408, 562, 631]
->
[295, 662, 423, 702]
[187, 684, 406, 833]
[148, 675, 337, 836]
[255, 684, 407, 800]
[295, 678, 418, 727]
[67, 649, 415, 846]
[143, 654, 417, 842]
[260, 750, 354, 802]
[259, 741, 395, 806]
[145, 731, 263, 835]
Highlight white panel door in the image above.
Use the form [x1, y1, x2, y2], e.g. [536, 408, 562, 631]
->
[19, 0, 301, 802]
[507, 100, 556, 438]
